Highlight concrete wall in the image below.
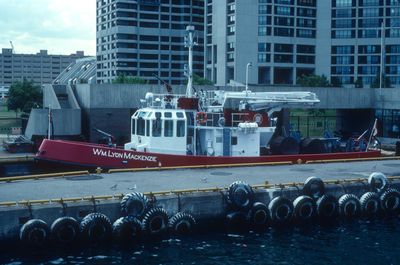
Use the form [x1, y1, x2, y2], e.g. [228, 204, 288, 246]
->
[25, 109, 81, 139]
[42, 85, 61, 109]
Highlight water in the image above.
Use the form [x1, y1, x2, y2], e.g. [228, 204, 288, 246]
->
[2, 219, 400, 265]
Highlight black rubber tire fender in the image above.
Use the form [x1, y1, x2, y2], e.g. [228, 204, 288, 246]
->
[226, 211, 248, 231]
[248, 202, 270, 226]
[142, 207, 169, 237]
[80, 213, 112, 244]
[50, 216, 80, 245]
[303, 177, 325, 199]
[268, 196, 294, 223]
[380, 188, 400, 214]
[368, 172, 389, 193]
[293, 195, 316, 222]
[338, 194, 361, 218]
[169, 212, 197, 236]
[20, 219, 50, 248]
[227, 181, 254, 211]
[112, 216, 142, 243]
[316, 194, 339, 219]
[120, 192, 150, 218]
[359, 192, 381, 216]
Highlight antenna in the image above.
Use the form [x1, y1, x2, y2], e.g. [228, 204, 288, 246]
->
[9, 41, 14, 53]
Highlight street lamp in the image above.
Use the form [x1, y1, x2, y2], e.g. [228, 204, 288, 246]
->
[245, 62, 252, 95]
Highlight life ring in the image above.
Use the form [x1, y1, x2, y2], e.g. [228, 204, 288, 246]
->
[169, 212, 197, 236]
[248, 202, 270, 227]
[380, 188, 400, 214]
[303, 177, 325, 199]
[359, 192, 380, 216]
[20, 219, 50, 248]
[338, 194, 360, 218]
[316, 194, 339, 219]
[50, 216, 80, 245]
[196, 112, 208, 124]
[80, 213, 112, 244]
[112, 216, 142, 243]
[293, 195, 316, 222]
[268, 196, 294, 224]
[225, 211, 248, 231]
[253, 114, 263, 125]
[227, 181, 254, 211]
[368, 172, 389, 193]
[142, 207, 169, 237]
[120, 192, 150, 218]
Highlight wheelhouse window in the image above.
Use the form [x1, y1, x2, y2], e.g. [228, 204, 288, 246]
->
[131, 118, 136, 135]
[152, 112, 162, 137]
[137, 112, 146, 136]
[164, 120, 174, 137]
[177, 120, 185, 137]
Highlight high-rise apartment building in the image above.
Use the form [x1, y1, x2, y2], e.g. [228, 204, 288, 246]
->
[205, 0, 400, 87]
[0, 49, 85, 88]
[96, 0, 204, 85]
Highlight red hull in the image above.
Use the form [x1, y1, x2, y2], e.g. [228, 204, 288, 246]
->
[36, 139, 382, 170]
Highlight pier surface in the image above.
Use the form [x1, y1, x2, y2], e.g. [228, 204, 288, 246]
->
[1, 159, 400, 202]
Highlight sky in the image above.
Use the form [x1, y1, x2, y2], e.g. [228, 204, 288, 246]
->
[0, 0, 96, 56]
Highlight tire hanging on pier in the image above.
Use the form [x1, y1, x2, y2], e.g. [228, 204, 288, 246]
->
[112, 216, 142, 243]
[20, 219, 50, 248]
[359, 192, 381, 216]
[227, 181, 254, 211]
[368, 172, 389, 193]
[169, 212, 197, 236]
[268, 196, 294, 224]
[50, 217, 80, 245]
[303, 177, 325, 200]
[142, 207, 169, 238]
[380, 188, 400, 214]
[338, 194, 361, 218]
[226, 211, 248, 231]
[316, 194, 339, 219]
[80, 213, 112, 244]
[293, 195, 316, 222]
[248, 202, 270, 227]
[270, 136, 299, 155]
[120, 192, 150, 218]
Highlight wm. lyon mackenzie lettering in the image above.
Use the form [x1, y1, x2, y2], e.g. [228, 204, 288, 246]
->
[92, 148, 157, 162]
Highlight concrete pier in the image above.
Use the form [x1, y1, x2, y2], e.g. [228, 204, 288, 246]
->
[1, 159, 400, 243]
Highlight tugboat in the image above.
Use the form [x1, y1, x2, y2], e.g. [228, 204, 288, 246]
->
[36, 26, 380, 170]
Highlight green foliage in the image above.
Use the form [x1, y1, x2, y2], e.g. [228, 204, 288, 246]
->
[297, 74, 331, 87]
[193, 74, 213, 85]
[7, 79, 42, 114]
[354, 77, 364, 88]
[371, 73, 391, 88]
[113, 74, 148, 84]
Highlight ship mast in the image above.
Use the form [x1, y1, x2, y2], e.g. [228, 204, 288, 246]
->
[185, 25, 197, 98]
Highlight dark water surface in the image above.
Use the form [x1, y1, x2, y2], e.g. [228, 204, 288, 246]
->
[2, 219, 400, 265]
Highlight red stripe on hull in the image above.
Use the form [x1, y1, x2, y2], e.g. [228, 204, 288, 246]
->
[36, 139, 381, 169]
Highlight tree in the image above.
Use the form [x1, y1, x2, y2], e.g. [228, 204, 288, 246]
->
[297, 74, 331, 87]
[193, 74, 213, 85]
[113, 74, 148, 84]
[7, 79, 42, 114]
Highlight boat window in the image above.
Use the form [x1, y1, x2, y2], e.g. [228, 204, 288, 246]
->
[177, 112, 184, 118]
[216, 137, 222, 143]
[146, 120, 150, 136]
[131, 119, 136, 135]
[231, 136, 238, 145]
[137, 116, 145, 136]
[164, 120, 174, 137]
[177, 120, 185, 137]
[165, 112, 172, 118]
[152, 112, 162, 137]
